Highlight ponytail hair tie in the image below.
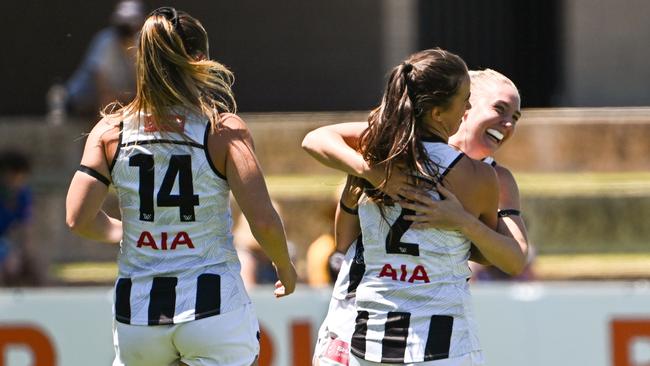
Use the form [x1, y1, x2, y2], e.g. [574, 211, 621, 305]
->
[402, 62, 413, 74]
[150, 7, 179, 27]
[150, 6, 185, 38]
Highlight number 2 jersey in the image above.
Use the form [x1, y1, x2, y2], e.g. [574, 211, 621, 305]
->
[350, 141, 481, 364]
[109, 110, 250, 326]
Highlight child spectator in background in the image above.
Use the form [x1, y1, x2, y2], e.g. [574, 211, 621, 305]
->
[0, 150, 42, 286]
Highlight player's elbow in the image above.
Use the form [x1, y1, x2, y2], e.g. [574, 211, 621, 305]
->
[66, 217, 81, 233]
[66, 212, 85, 234]
[503, 256, 527, 276]
[300, 131, 314, 153]
[301, 130, 321, 156]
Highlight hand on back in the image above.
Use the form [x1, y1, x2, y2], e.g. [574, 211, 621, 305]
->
[399, 183, 471, 231]
[367, 163, 415, 200]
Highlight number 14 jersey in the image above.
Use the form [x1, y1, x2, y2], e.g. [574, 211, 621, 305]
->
[351, 141, 481, 364]
[110, 111, 250, 326]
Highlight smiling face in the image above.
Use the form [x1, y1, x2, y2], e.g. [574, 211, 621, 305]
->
[449, 74, 521, 160]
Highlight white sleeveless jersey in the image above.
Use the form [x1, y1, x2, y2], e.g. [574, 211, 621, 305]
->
[313, 236, 363, 363]
[350, 142, 482, 364]
[331, 236, 365, 301]
[110, 110, 249, 326]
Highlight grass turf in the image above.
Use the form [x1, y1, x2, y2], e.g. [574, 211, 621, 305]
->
[264, 172, 650, 198]
[54, 253, 650, 284]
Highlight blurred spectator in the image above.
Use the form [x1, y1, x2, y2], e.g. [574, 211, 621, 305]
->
[305, 180, 358, 288]
[306, 233, 335, 287]
[234, 201, 297, 289]
[49, 0, 145, 120]
[0, 151, 43, 286]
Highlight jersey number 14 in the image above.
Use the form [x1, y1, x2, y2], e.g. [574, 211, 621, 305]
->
[129, 154, 199, 222]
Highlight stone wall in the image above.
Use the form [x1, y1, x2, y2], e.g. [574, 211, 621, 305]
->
[242, 108, 650, 174]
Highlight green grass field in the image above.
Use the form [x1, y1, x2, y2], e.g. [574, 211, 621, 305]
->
[54, 253, 650, 284]
[264, 172, 650, 198]
[514, 172, 650, 196]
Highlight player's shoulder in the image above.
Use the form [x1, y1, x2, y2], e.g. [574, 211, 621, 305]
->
[210, 113, 253, 144]
[493, 164, 518, 188]
[206, 113, 254, 161]
[218, 113, 249, 130]
[493, 164, 520, 198]
[450, 154, 498, 198]
[442, 152, 495, 188]
[89, 116, 122, 143]
[493, 164, 515, 181]
[457, 154, 497, 180]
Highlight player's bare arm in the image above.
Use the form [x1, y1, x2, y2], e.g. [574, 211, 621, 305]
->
[211, 114, 297, 297]
[302, 122, 412, 198]
[495, 164, 531, 260]
[442, 158, 526, 275]
[65, 119, 122, 243]
[334, 175, 363, 253]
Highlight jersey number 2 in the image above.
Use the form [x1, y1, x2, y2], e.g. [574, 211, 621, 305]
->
[385, 208, 420, 256]
[129, 154, 199, 222]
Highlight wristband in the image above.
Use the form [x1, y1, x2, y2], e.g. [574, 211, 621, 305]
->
[498, 209, 521, 218]
[339, 200, 359, 215]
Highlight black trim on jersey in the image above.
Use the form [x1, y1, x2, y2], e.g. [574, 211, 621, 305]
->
[195, 274, 221, 319]
[498, 209, 521, 217]
[115, 278, 132, 324]
[339, 200, 359, 215]
[109, 121, 123, 172]
[435, 152, 465, 200]
[381, 312, 411, 363]
[481, 157, 498, 168]
[421, 135, 446, 144]
[148, 277, 178, 325]
[203, 123, 227, 180]
[120, 139, 204, 149]
[424, 315, 454, 361]
[408, 151, 464, 195]
[441, 153, 465, 179]
[347, 234, 365, 295]
[78, 165, 111, 186]
[351, 311, 369, 358]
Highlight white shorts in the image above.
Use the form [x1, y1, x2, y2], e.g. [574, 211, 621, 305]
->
[113, 303, 260, 366]
[349, 351, 484, 366]
[314, 296, 358, 366]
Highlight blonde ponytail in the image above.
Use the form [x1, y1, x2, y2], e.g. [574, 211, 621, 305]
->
[103, 8, 235, 134]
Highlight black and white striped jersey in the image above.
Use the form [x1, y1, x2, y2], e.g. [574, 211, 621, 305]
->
[330, 235, 365, 302]
[350, 141, 482, 363]
[110, 110, 249, 326]
[331, 155, 497, 304]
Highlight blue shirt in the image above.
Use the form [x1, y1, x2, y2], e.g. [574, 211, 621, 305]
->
[0, 186, 32, 236]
